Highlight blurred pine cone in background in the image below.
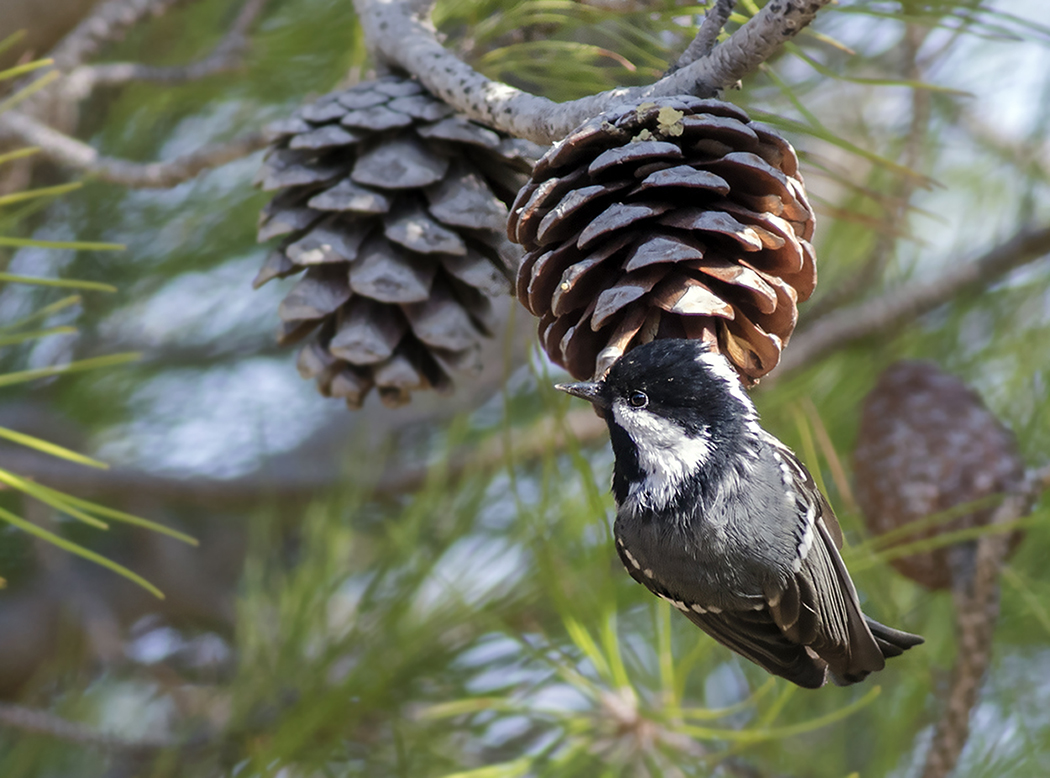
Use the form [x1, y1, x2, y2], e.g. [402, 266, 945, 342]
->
[254, 75, 536, 408]
[508, 97, 816, 384]
[853, 361, 1026, 590]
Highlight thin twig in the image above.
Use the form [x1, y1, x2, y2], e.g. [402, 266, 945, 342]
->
[775, 225, 1050, 378]
[352, 0, 833, 144]
[0, 408, 607, 507]
[921, 464, 1050, 778]
[0, 109, 266, 187]
[0, 702, 181, 752]
[674, 0, 736, 71]
[47, 0, 188, 72]
[62, 0, 268, 97]
[2, 0, 268, 189]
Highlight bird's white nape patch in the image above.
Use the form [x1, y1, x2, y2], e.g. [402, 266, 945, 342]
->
[696, 350, 759, 425]
[611, 399, 711, 510]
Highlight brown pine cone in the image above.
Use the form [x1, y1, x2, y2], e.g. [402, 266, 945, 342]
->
[254, 75, 537, 408]
[508, 97, 816, 384]
[853, 360, 1025, 590]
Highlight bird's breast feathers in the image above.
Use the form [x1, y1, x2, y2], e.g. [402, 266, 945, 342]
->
[610, 400, 713, 513]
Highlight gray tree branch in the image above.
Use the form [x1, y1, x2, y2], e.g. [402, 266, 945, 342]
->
[0, 409, 607, 507]
[0, 701, 181, 752]
[2, 0, 268, 190]
[60, 0, 267, 98]
[775, 225, 1050, 377]
[674, 0, 736, 71]
[47, 0, 188, 72]
[921, 462, 1050, 778]
[352, 0, 833, 144]
[0, 109, 267, 188]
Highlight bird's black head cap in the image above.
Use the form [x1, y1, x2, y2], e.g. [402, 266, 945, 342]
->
[600, 339, 755, 437]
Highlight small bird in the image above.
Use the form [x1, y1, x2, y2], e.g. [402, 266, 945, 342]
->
[557, 339, 923, 688]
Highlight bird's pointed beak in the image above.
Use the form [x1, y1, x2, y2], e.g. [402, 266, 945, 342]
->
[555, 381, 609, 409]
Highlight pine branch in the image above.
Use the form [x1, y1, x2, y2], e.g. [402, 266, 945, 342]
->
[0, 109, 266, 187]
[47, 0, 189, 71]
[351, 0, 834, 144]
[674, 0, 736, 70]
[921, 463, 1050, 778]
[0, 409, 607, 506]
[61, 0, 268, 96]
[776, 224, 1050, 377]
[1, 0, 268, 189]
[0, 702, 181, 752]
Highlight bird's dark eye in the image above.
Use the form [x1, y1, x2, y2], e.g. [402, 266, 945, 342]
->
[628, 390, 648, 408]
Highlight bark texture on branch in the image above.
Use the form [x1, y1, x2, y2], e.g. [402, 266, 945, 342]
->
[352, 0, 833, 144]
[675, 0, 736, 70]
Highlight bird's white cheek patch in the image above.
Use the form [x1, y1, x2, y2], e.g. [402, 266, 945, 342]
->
[612, 401, 711, 509]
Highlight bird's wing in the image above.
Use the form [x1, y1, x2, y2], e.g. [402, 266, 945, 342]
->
[679, 603, 830, 689]
[756, 433, 888, 684]
[615, 541, 829, 688]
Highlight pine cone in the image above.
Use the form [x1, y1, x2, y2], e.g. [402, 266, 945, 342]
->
[254, 76, 535, 408]
[853, 361, 1025, 590]
[508, 97, 816, 383]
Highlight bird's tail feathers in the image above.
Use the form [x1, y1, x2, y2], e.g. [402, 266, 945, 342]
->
[865, 616, 925, 658]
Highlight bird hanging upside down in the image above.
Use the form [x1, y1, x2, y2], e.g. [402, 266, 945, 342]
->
[558, 339, 923, 688]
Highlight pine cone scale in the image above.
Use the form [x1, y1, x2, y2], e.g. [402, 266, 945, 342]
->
[577, 201, 673, 252]
[587, 140, 683, 176]
[384, 203, 467, 255]
[278, 268, 351, 321]
[624, 233, 705, 271]
[290, 125, 364, 150]
[349, 238, 436, 303]
[351, 137, 450, 189]
[329, 299, 406, 364]
[340, 105, 415, 130]
[308, 180, 392, 213]
[592, 268, 664, 329]
[635, 166, 729, 195]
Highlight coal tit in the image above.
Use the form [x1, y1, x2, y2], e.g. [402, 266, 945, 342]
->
[557, 339, 923, 688]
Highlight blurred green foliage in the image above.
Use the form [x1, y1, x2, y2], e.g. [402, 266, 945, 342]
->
[0, 42, 198, 597]
[1, 1, 1049, 777]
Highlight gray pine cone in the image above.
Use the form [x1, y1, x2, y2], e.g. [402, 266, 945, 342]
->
[508, 97, 816, 384]
[254, 75, 536, 408]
